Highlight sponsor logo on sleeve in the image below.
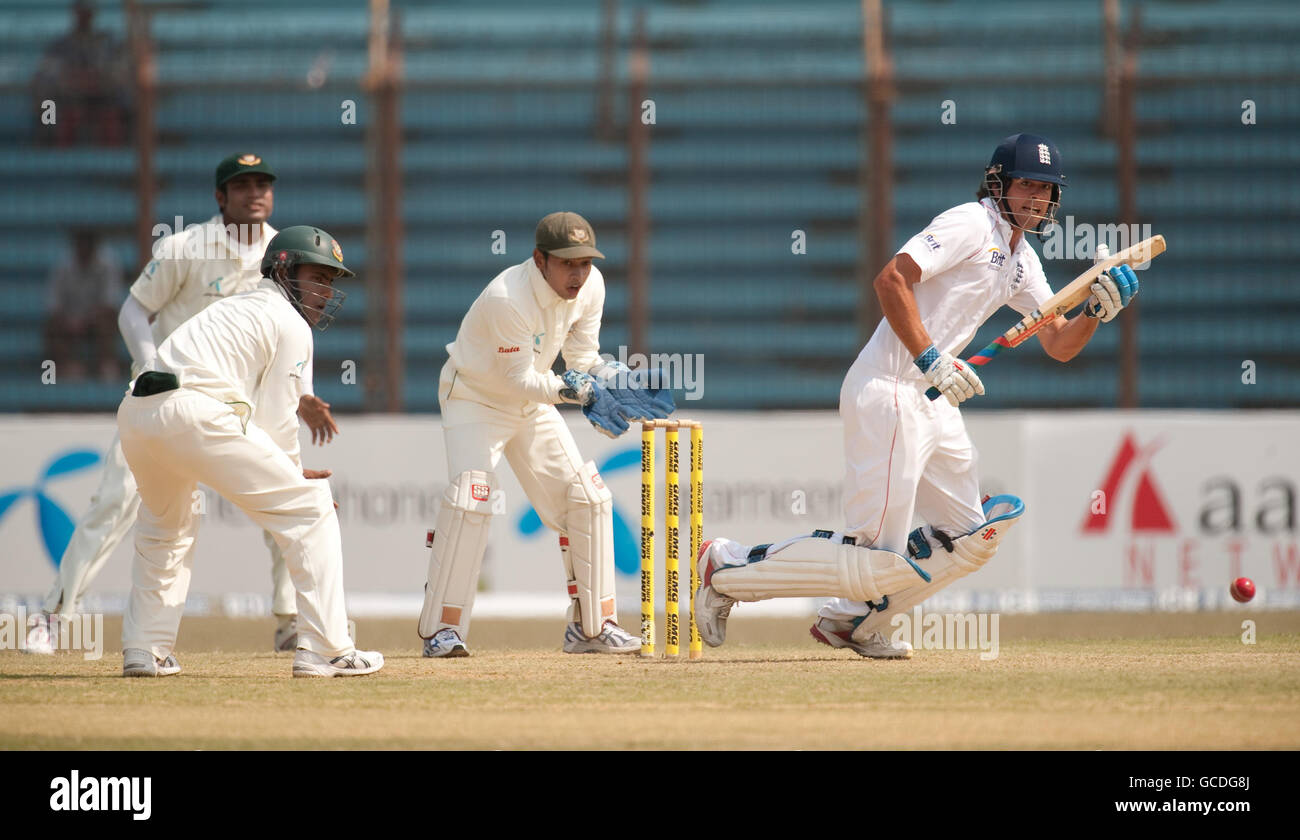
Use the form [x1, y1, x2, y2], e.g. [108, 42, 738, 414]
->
[923, 233, 941, 251]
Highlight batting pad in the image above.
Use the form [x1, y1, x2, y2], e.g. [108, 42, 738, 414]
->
[418, 470, 497, 639]
[711, 532, 930, 604]
[851, 494, 1025, 642]
[564, 461, 617, 637]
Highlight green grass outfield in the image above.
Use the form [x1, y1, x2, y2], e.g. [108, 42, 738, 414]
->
[3, 612, 1298, 750]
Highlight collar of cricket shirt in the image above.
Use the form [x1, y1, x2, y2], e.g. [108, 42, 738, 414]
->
[527, 257, 568, 310]
[203, 215, 272, 261]
[981, 197, 1025, 254]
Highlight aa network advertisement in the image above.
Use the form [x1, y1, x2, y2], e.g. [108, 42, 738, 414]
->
[2, 412, 1296, 615]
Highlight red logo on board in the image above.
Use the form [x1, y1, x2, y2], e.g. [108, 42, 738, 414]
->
[1082, 433, 1177, 534]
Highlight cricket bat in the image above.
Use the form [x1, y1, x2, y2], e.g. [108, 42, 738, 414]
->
[925, 234, 1166, 401]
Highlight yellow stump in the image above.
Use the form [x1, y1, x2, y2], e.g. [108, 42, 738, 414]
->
[640, 422, 655, 658]
[664, 421, 681, 658]
[689, 422, 704, 660]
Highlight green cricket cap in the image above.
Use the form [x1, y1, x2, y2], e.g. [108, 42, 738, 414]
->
[535, 211, 605, 259]
[215, 153, 277, 189]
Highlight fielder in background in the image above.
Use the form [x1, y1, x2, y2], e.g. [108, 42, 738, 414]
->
[419, 211, 674, 658]
[117, 226, 381, 678]
[695, 133, 1139, 659]
[26, 153, 339, 655]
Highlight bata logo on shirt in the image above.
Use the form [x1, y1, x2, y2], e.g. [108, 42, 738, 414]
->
[497, 346, 521, 353]
[471, 484, 491, 502]
[923, 233, 941, 251]
[987, 248, 1007, 269]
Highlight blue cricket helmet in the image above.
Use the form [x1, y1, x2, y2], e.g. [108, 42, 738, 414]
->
[983, 133, 1066, 234]
[989, 133, 1066, 186]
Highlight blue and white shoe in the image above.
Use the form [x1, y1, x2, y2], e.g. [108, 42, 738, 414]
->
[562, 620, 639, 654]
[123, 647, 182, 677]
[292, 648, 385, 677]
[422, 628, 470, 659]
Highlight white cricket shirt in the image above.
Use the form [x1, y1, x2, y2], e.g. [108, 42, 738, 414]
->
[440, 258, 606, 412]
[129, 214, 276, 344]
[156, 280, 313, 467]
[854, 198, 1054, 383]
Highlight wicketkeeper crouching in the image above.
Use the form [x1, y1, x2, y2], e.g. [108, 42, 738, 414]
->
[419, 212, 674, 658]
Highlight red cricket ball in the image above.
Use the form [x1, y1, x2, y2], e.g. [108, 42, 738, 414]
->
[1230, 577, 1255, 603]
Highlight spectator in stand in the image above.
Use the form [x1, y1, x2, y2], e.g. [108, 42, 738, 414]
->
[45, 229, 125, 382]
[31, 0, 131, 146]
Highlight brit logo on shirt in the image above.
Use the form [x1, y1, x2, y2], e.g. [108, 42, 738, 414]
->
[923, 233, 941, 252]
[987, 247, 1007, 269]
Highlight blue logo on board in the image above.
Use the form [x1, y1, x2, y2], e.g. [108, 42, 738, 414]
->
[0, 449, 101, 568]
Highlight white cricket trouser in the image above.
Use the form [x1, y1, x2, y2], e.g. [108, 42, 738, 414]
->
[42, 434, 296, 619]
[438, 397, 592, 624]
[117, 389, 352, 658]
[442, 399, 588, 533]
[819, 366, 985, 621]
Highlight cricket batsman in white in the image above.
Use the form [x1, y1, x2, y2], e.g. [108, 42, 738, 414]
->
[117, 225, 381, 677]
[418, 211, 674, 658]
[695, 133, 1140, 658]
[27, 154, 337, 655]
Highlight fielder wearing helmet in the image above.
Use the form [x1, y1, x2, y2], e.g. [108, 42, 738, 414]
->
[977, 133, 1066, 236]
[261, 225, 354, 330]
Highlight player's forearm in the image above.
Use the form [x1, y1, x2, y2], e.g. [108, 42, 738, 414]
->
[501, 362, 565, 404]
[874, 267, 932, 357]
[1042, 312, 1099, 362]
[562, 343, 603, 374]
[118, 294, 158, 372]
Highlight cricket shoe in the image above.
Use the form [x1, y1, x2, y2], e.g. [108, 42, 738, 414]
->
[123, 648, 183, 677]
[292, 648, 385, 678]
[23, 613, 54, 655]
[810, 617, 912, 660]
[422, 628, 470, 659]
[695, 538, 751, 647]
[562, 620, 639, 654]
[274, 615, 298, 652]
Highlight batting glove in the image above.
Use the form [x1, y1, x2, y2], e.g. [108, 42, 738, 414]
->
[916, 345, 984, 407]
[1084, 264, 1140, 322]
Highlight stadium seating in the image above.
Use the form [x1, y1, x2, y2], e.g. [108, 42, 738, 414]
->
[0, 0, 1296, 411]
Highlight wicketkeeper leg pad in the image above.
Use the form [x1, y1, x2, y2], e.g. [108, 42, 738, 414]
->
[418, 470, 497, 640]
[711, 530, 931, 604]
[563, 461, 617, 637]
[851, 494, 1025, 643]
